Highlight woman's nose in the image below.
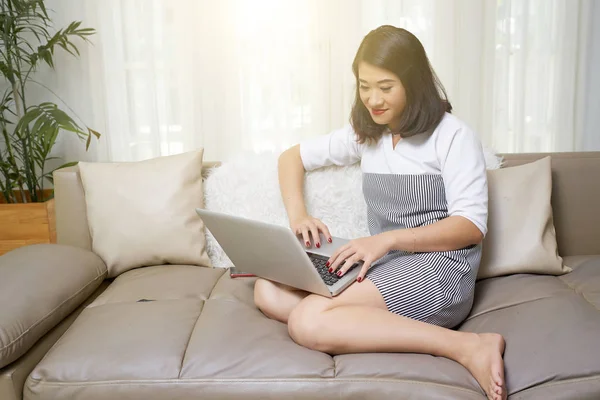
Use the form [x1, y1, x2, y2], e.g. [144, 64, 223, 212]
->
[368, 92, 384, 108]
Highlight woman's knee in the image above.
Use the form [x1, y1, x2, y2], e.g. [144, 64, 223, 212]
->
[287, 298, 330, 351]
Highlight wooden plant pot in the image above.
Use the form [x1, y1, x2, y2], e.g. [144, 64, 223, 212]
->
[0, 190, 56, 256]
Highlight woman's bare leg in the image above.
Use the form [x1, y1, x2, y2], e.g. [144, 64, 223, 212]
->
[287, 280, 506, 400]
[253, 278, 310, 323]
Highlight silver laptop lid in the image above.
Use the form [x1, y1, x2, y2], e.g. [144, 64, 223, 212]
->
[195, 208, 334, 296]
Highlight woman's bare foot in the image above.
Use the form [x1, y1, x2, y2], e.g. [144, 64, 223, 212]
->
[461, 333, 506, 400]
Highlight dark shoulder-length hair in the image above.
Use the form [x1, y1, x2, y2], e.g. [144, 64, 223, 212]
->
[351, 25, 452, 144]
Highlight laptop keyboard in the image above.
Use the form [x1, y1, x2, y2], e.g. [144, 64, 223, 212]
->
[308, 254, 359, 286]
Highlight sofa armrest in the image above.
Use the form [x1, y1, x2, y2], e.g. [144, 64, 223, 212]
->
[0, 244, 107, 369]
[53, 165, 92, 250]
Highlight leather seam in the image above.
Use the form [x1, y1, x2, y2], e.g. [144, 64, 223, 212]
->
[206, 268, 228, 300]
[0, 270, 106, 352]
[26, 377, 483, 396]
[177, 304, 205, 379]
[511, 374, 600, 396]
[333, 358, 337, 378]
[463, 294, 565, 321]
[558, 278, 599, 312]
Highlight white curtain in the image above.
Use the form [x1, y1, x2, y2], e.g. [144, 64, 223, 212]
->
[40, 0, 592, 163]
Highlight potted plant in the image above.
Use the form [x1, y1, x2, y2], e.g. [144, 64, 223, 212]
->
[0, 0, 99, 255]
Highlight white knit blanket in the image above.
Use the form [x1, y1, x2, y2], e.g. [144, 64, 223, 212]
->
[204, 149, 503, 268]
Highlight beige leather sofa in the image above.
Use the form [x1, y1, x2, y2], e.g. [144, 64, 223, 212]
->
[1, 152, 599, 400]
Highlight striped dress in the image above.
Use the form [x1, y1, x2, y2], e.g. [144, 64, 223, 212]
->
[362, 173, 481, 328]
[300, 113, 488, 329]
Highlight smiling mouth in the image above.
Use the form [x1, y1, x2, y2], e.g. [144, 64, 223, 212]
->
[371, 109, 387, 115]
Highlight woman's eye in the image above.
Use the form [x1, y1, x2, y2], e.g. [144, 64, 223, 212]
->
[359, 86, 369, 90]
[381, 87, 392, 92]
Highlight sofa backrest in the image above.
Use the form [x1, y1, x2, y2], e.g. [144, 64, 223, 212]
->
[53, 153, 600, 257]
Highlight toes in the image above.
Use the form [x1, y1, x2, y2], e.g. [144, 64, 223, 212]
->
[488, 384, 499, 400]
[489, 380, 502, 399]
[490, 379, 500, 393]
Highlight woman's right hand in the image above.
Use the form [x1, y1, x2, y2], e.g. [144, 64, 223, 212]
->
[290, 215, 332, 249]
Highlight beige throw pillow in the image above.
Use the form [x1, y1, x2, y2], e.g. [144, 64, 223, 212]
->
[78, 150, 211, 277]
[478, 156, 571, 279]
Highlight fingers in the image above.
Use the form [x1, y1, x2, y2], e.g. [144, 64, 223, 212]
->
[299, 222, 319, 248]
[356, 259, 372, 283]
[335, 255, 361, 277]
[300, 227, 311, 248]
[314, 220, 333, 243]
[327, 243, 349, 267]
[326, 242, 373, 282]
[308, 223, 322, 248]
[293, 217, 331, 248]
[329, 246, 355, 273]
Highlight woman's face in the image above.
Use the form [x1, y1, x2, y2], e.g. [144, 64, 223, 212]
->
[358, 62, 406, 132]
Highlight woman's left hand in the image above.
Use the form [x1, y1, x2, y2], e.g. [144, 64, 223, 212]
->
[327, 233, 394, 282]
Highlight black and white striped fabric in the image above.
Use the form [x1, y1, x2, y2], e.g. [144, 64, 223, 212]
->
[362, 173, 481, 328]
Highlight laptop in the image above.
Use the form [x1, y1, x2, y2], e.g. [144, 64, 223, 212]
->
[195, 209, 362, 297]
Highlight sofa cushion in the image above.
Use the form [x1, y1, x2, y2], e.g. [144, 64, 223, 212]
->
[0, 244, 107, 369]
[460, 255, 600, 398]
[25, 265, 486, 399]
[78, 150, 212, 278]
[0, 281, 108, 400]
[559, 256, 600, 309]
[87, 264, 225, 307]
[26, 258, 600, 399]
[478, 156, 571, 279]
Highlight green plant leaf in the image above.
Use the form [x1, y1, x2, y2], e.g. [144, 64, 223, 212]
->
[18, 107, 43, 126]
[1, 2, 96, 202]
[65, 41, 80, 57]
[86, 127, 100, 149]
[89, 128, 101, 139]
[42, 50, 54, 68]
[53, 161, 79, 171]
[38, 0, 49, 18]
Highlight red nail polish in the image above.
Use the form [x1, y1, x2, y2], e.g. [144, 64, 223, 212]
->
[328, 268, 333, 273]
[325, 261, 330, 267]
[316, 243, 320, 248]
[357, 277, 363, 283]
[306, 241, 310, 247]
[337, 271, 342, 276]
[328, 238, 332, 243]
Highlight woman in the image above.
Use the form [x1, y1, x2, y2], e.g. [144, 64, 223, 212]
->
[254, 25, 506, 400]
